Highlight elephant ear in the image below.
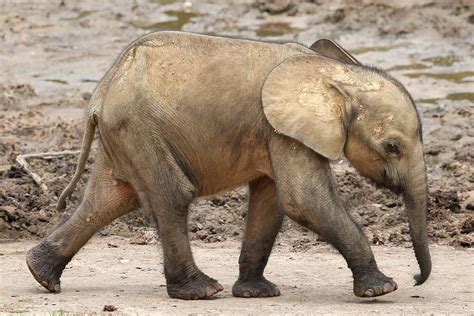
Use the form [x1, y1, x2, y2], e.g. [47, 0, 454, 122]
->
[309, 39, 360, 65]
[262, 55, 348, 160]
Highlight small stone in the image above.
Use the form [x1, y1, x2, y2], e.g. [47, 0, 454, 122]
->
[255, 0, 295, 15]
[103, 305, 117, 312]
[81, 92, 92, 101]
[0, 164, 11, 174]
[469, 14, 474, 24]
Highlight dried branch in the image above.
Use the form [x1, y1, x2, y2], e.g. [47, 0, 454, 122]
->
[15, 150, 81, 193]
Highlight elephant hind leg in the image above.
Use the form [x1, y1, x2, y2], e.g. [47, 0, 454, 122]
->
[26, 147, 139, 293]
[114, 135, 223, 300]
[232, 176, 283, 298]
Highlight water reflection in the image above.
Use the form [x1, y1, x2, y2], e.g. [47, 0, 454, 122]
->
[130, 10, 198, 30]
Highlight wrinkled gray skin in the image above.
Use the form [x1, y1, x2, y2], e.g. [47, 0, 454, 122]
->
[26, 32, 430, 300]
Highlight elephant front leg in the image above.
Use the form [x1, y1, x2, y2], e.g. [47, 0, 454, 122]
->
[233, 176, 283, 298]
[270, 135, 398, 297]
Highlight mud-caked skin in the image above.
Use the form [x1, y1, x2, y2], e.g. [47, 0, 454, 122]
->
[27, 32, 431, 300]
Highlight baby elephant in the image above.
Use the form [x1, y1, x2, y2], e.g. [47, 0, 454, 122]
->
[27, 32, 431, 300]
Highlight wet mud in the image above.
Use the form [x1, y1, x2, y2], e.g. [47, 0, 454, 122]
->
[0, 0, 473, 250]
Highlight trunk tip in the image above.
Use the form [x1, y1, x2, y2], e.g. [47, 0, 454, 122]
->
[413, 272, 430, 286]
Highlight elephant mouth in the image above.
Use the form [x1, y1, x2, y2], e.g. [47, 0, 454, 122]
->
[372, 180, 404, 195]
[381, 168, 404, 195]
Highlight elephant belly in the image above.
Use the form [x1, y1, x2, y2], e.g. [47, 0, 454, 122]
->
[165, 110, 274, 197]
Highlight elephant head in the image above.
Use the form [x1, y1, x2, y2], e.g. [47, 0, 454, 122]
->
[261, 39, 431, 285]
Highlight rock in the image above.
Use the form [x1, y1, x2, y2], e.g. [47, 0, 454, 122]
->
[26, 224, 38, 235]
[0, 164, 11, 175]
[255, 0, 295, 15]
[5, 166, 27, 179]
[454, 235, 473, 248]
[464, 193, 474, 211]
[460, 217, 474, 234]
[326, 8, 346, 23]
[103, 305, 117, 312]
[468, 14, 474, 24]
[81, 92, 92, 101]
[430, 190, 461, 213]
[0, 206, 18, 221]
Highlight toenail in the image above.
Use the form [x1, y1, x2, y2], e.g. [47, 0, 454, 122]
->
[205, 286, 216, 297]
[243, 291, 251, 298]
[383, 283, 392, 293]
[53, 284, 61, 292]
[364, 289, 374, 297]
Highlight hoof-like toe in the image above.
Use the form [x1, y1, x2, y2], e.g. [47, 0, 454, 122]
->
[167, 273, 223, 300]
[232, 277, 280, 298]
[354, 270, 398, 298]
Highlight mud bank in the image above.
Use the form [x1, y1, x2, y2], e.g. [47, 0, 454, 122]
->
[0, 0, 473, 249]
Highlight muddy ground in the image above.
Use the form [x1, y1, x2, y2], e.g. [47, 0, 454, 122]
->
[0, 0, 473, 313]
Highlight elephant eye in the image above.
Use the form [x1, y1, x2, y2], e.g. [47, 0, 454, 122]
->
[384, 140, 401, 156]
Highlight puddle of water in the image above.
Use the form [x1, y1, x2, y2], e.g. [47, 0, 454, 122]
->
[349, 44, 406, 55]
[422, 55, 460, 67]
[44, 79, 68, 85]
[446, 92, 474, 102]
[387, 63, 429, 71]
[62, 10, 96, 21]
[255, 23, 300, 37]
[417, 98, 439, 105]
[416, 92, 474, 105]
[130, 10, 198, 30]
[405, 71, 474, 84]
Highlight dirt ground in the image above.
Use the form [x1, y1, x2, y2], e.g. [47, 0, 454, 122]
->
[0, 237, 473, 314]
[0, 0, 473, 314]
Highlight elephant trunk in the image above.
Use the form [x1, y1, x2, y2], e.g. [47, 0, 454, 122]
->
[403, 160, 431, 285]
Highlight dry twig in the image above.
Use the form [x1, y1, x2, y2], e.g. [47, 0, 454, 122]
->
[15, 150, 80, 193]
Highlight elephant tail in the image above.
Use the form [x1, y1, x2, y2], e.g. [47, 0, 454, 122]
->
[56, 108, 97, 211]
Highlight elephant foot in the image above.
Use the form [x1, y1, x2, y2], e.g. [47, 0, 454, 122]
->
[353, 268, 398, 297]
[232, 277, 281, 298]
[26, 240, 70, 293]
[167, 272, 223, 300]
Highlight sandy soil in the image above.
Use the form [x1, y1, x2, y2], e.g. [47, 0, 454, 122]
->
[0, 0, 473, 313]
[0, 237, 473, 314]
